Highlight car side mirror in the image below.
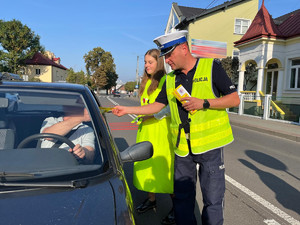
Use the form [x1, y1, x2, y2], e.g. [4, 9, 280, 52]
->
[120, 141, 153, 163]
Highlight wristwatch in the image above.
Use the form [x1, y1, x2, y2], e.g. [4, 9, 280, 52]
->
[203, 99, 210, 109]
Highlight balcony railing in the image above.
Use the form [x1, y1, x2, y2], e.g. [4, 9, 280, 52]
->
[229, 91, 300, 125]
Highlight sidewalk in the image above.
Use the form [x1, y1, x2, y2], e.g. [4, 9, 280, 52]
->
[228, 113, 300, 142]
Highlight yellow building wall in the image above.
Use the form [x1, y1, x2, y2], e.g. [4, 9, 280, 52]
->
[25, 65, 67, 82]
[52, 67, 68, 82]
[187, 0, 259, 57]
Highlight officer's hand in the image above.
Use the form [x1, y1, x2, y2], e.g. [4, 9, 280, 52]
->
[112, 106, 128, 116]
[181, 97, 204, 111]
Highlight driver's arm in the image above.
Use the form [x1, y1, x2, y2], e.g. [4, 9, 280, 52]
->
[41, 116, 82, 137]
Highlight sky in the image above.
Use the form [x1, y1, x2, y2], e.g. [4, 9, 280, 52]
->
[1, 0, 300, 82]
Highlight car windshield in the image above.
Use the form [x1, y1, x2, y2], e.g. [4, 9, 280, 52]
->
[0, 88, 107, 183]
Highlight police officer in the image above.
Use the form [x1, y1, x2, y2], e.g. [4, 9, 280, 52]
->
[112, 30, 240, 225]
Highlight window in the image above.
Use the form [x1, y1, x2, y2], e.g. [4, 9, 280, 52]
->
[36, 69, 41, 75]
[166, 10, 180, 33]
[267, 63, 279, 69]
[234, 19, 251, 34]
[290, 59, 300, 89]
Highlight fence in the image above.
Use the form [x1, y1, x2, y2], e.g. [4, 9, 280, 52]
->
[229, 92, 300, 125]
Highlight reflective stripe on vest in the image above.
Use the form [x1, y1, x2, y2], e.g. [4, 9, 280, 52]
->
[166, 58, 234, 156]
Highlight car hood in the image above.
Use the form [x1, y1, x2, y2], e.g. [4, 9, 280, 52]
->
[0, 181, 116, 225]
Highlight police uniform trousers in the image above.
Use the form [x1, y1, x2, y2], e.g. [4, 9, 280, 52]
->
[173, 143, 225, 225]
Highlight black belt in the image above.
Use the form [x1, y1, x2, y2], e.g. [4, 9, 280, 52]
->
[176, 118, 191, 148]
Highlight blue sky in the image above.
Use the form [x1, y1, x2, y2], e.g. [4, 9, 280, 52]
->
[1, 0, 299, 82]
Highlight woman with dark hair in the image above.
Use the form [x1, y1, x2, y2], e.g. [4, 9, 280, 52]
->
[134, 49, 174, 224]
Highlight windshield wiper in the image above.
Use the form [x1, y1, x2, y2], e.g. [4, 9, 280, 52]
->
[0, 180, 88, 188]
[0, 172, 35, 177]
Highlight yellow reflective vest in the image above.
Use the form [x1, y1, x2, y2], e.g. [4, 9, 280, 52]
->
[134, 75, 174, 193]
[166, 58, 234, 157]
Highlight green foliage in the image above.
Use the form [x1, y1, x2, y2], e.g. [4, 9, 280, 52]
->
[220, 57, 239, 84]
[28, 75, 41, 82]
[93, 67, 108, 88]
[245, 62, 258, 90]
[66, 68, 86, 84]
[220, 57, 258, 90]
[0, 19, 44, 73]
[125, 81, 136, 92]
[83, 47, 118, 91]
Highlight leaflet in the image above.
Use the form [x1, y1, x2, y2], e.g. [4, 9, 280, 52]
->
[173, 85, 197, 115]
[99, 107, 114, 113]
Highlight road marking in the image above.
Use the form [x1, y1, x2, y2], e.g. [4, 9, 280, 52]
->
[106, 97, 137, 120]
[109, 122, 138, 130]
[264, 219, 281, 225]
[225, 175, 300, 225]
[107, 97, 119, 106]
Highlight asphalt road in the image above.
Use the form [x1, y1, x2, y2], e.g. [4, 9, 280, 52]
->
[99, 95, 300, 225]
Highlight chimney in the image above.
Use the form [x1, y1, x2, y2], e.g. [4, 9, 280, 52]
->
[53, 57, 61, 65]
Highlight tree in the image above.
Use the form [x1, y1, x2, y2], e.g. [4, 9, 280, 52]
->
[125, 81, 136, 92]
[0, 19, 44, 74]
[244, 62, 258, 90]
[83, 47, 118, 94]
[66, 68, 86, 84]
[93, 67, 108, 89]
[220, 57, 239, 84]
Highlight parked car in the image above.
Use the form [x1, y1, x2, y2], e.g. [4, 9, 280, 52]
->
[113, 91, 121, 97]
[0, 72, 23, 81]
[0, 81, 153, 225]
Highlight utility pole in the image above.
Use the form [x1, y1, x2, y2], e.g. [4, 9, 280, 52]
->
[136, 55, 139, 86]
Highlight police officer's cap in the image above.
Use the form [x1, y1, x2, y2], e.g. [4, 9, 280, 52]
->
[153, 30, 188, 57]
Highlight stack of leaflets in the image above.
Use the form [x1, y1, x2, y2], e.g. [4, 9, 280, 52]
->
[173, 85, 197, 115]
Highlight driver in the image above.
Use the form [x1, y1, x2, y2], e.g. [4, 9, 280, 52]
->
[40, 101, 95, 164]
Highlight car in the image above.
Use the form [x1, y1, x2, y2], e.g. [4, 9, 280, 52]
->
[0, 72, 23, 81]
[113, 91, 121, 97]
[0, 80, 153, 225]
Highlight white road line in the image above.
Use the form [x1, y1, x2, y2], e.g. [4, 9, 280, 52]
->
[264, 219, 281, 225]
[226, 175, 300, 225]
[106, 97, 136, 120]
[107, 97, 119, 106]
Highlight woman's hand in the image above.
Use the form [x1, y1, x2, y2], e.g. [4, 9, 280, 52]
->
[112, 106, 128, 116]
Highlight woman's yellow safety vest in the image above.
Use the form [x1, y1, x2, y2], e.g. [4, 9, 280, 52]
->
[134, 75, 174, 193]
[166, 58, 234, 157]
[140, 76, 166, 105]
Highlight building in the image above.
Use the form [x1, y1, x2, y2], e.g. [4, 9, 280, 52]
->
[234, 1, 300, 121]
[24, 51, 68, 82]
[234, 2, 300, 102]
[166, 0, 259, 58]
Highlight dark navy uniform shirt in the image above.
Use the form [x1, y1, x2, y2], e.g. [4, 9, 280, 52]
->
[155, 59, 237, 133]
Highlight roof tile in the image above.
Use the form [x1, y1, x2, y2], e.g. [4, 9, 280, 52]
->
[25, 52, 68, 70]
